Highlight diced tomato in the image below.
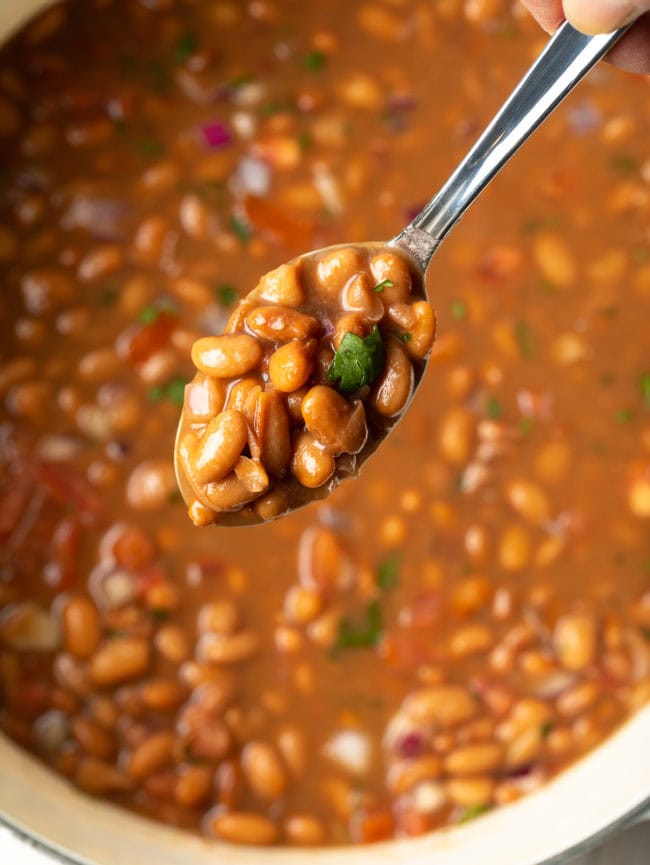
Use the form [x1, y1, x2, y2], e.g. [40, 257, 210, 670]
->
[134, 565, 166, 596]
[244, 194, 316, 250]
[350, 807, 395, 843]
[112, 524, 156, 571]
[378, 629, 439, 672]
[120, 311, 177, 365]
[398, 591, 442, 629]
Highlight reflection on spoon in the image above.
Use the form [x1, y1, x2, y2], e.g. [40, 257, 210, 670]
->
[175, 244, 434, 526]
[174, 20, 629, 527]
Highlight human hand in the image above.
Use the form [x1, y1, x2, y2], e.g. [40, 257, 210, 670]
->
[521, 1, 650, 73]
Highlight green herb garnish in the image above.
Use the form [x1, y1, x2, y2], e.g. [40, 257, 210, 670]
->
[615, 407, 636, 424]
[148, 377, 188, 407]
[610, 154, 639, 176]
[229, 72, 254, 90]
[639, 372, 650, 408]
[393, 330, 412, 344]
[174, 32, 198, 63]
[302, 50, 327, 71]
[457, 804, 491, 824]
[485, 395, 503, 419]
[137, 138, 165, 159]
[138, 301, 176, 325]
[451, 300, 467, 320]
[152, 608, 171, 622]
[377, 553, 400, 590]
[632, 247, 649, 264]
[514, 320, 533, 358]
[216, 283, 237, 306]
[373, 279, 394, 293]
[327, 325, 385, 393]
[641, 626, 650, 642]
[540, 720, 554, 738]
[297, 131, 312, 151]
[228, 214, 252, 243]
[335, 600, 382, 650]
[100, 286, 118, 307]
[518, 417, 534, 435]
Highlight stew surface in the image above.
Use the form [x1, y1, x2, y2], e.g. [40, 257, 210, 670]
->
[1, 0, 649, 848]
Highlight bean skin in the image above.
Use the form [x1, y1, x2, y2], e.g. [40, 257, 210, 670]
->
[291, 430, 336, 488]
[268, 340, 315, 392]
[190, 410, 248, 484]
[90, 638, 150, 687]
[257, 261, 305, 307]
[245, 305, 320, 341]
[62, 597, 100, 659]
[191, 334, 263, 378]
[372, 338, 413, 417]
[210, 811, 279, 845]
[301, 386, 367, 454]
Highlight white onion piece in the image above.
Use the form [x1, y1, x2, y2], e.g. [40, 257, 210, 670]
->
[89, 561, 136, 611]
[323, 729, 371, 775]
[412, 781, 447, 814]
[235, 156, 271, 197]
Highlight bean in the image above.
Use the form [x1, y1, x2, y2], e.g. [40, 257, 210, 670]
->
[210, 811, 279, 845]
[192, 334, 263, 378]
[451, 576, 493, 617]
[498, 523, 531, 572]
[140, 159, 181, 193]
[140, 679, 187, 711]
[302, 386, 367, 454]
[438, 407, 475, 465]
[78, 245, 123, 282]
[405, 301, 437, 359]
[246, 305, 319, 341]
[71, 717, 115, 760]
[255, 488, 290, 521]
[285, 814, 326, 845]
[183, 374, 227, 424]
[179, 193, 211, 238]
[190, 410, 248, 484]
[445, 776, 494, 808]
[369, 250, 412, 304]
[554, 614, 597, 671]
[74, 758, 133, 795]
[284, 586, 322, 625]
[204, 474, 257, 511]
[155, 625, 190, 664]
[534, 440, 571, 485]
[241, 740, 287, 799]
[126, 459, 177, 510]
[269, 339, 315, 392]
[90, 638, 150, 687]
[291, 431, 336, 489]
[372, 339, 413, 417]
[197, 630, 260, 665]
[444, 743, 503, 777]
[257, 261, 305, 307]
[449, 624, 493, 658]
[332, 312, 368, 349]
[298, 526, 352, 593]
[556, 681, 600, 718]
[341, 273, 384, 320]
[387, 755, 443, 795]
[226, 377, 263, 414]
[505, 726, 543, 770]
[175, 765, 213, 808]
[128, 731, 175, 780]
[404, 686, 477, 728]
[253, 389, 292, 477]
[62, 597, 100, 659]
[505, 478, 552, 526]
[21, 268, 74, 314]
[358, 4, 405, 41]
[315, 247, 364, 297]
[198, 601, 240, 635]
[132, 216, 168, 265]
[234, 456, 269, 494]
[533, 231, 576, 288]
[188, 498, 215, 526]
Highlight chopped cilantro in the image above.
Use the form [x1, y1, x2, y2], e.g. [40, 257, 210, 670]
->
[485, 395, 503, 419]
[639, 372, 650, 408]
[152, 608, 171, 622]
[137, 138, 165, 158]
[457, 804, 491, 823]
[148, 377, 188, 407]
[451, 300, 467, 320]
[302, 50, 327, 71]
[216, 283, 237, 306]
[335, 600, 382, 650]
[297, 131, 312, 151]
[229, 72, 254, 90]
[100, 286, 118, 307]
[327, 325, 385, 393]
[610, 154, 639, 176]
[138, 301, 176, 325]
[641, 626, 650, 642]
[518, 417, 534, 435]
[377, 553, 400, 590]
[393, 330, 412, 344]
[514, 320, 533, 358]
[632, 247, 649, 264]
[228, 214, 252, 244]
[540, 720, 554, 738]
[614, 407, 636, 424]
[373, 279, 394, 293]
[174, 32, 198, 63]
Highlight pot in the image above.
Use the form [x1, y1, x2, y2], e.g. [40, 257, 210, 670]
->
[1, 2, 649, 863]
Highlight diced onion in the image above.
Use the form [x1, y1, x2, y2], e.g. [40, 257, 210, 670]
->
[323, 729, 371, 775]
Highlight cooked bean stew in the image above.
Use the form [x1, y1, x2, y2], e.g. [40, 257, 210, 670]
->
[1, 0, 650, 849]
[177, 244, 434, 525]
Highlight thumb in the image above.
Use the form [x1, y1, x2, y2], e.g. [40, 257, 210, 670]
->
[562, 0, 648, 33]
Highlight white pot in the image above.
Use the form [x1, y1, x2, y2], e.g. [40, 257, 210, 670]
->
[1, 2, 649, 863]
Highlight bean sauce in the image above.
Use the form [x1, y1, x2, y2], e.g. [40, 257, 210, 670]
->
[0, 0, 649, 848]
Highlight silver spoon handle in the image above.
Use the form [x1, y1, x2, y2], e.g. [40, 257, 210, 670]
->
[392, 20, 630, 271]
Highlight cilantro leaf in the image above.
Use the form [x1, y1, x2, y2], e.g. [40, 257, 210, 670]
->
[216, 283, 237, 306]
[451, 300, 467, 320]
[373, 279, 394, 293]
[228, 214, 252, 244]
[148, 377, 188, 407]
[335, 600, 382, 650]
[377, 553, 400, 590]
[640, 372, 650, 408]
[302, 50, 327, 71]
[174, 32, 198, 63]
[327, 325, 385, 393]
[485, 395, 503, 419]
[514, 320, 533, 358]
[457, 804, 491, 823]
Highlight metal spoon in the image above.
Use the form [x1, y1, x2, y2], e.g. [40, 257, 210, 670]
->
[175, 20, 629, 525]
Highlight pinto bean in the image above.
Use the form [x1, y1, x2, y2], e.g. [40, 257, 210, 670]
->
[90, 638, 150, 687]
[369, 250, 412, 304]
[190, 410, 248, 484]
[210, 811, 279, 845]
[241, 740, 287, 799]
[62, 598, 100, 659]
[302, 386, 367, 454]
[291, 431, 336, 488]
[269, 340, 315, 392]
[191, 334, 263, 378]
[252, 389, 292, 477]
[257, 261, 305, 307]
[315, 247, 364, 297]
[341, 273, 384, 321]
[245, 305, 319, 341]
[371, 339, 413, 417]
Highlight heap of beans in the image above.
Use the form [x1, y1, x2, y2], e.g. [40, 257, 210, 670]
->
[176, 244, 436, 525]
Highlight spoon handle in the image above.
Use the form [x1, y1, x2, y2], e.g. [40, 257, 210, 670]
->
[392, 20, 630, 271]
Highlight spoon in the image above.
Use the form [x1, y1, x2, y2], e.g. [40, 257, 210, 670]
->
[175, 20, 629, 527]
